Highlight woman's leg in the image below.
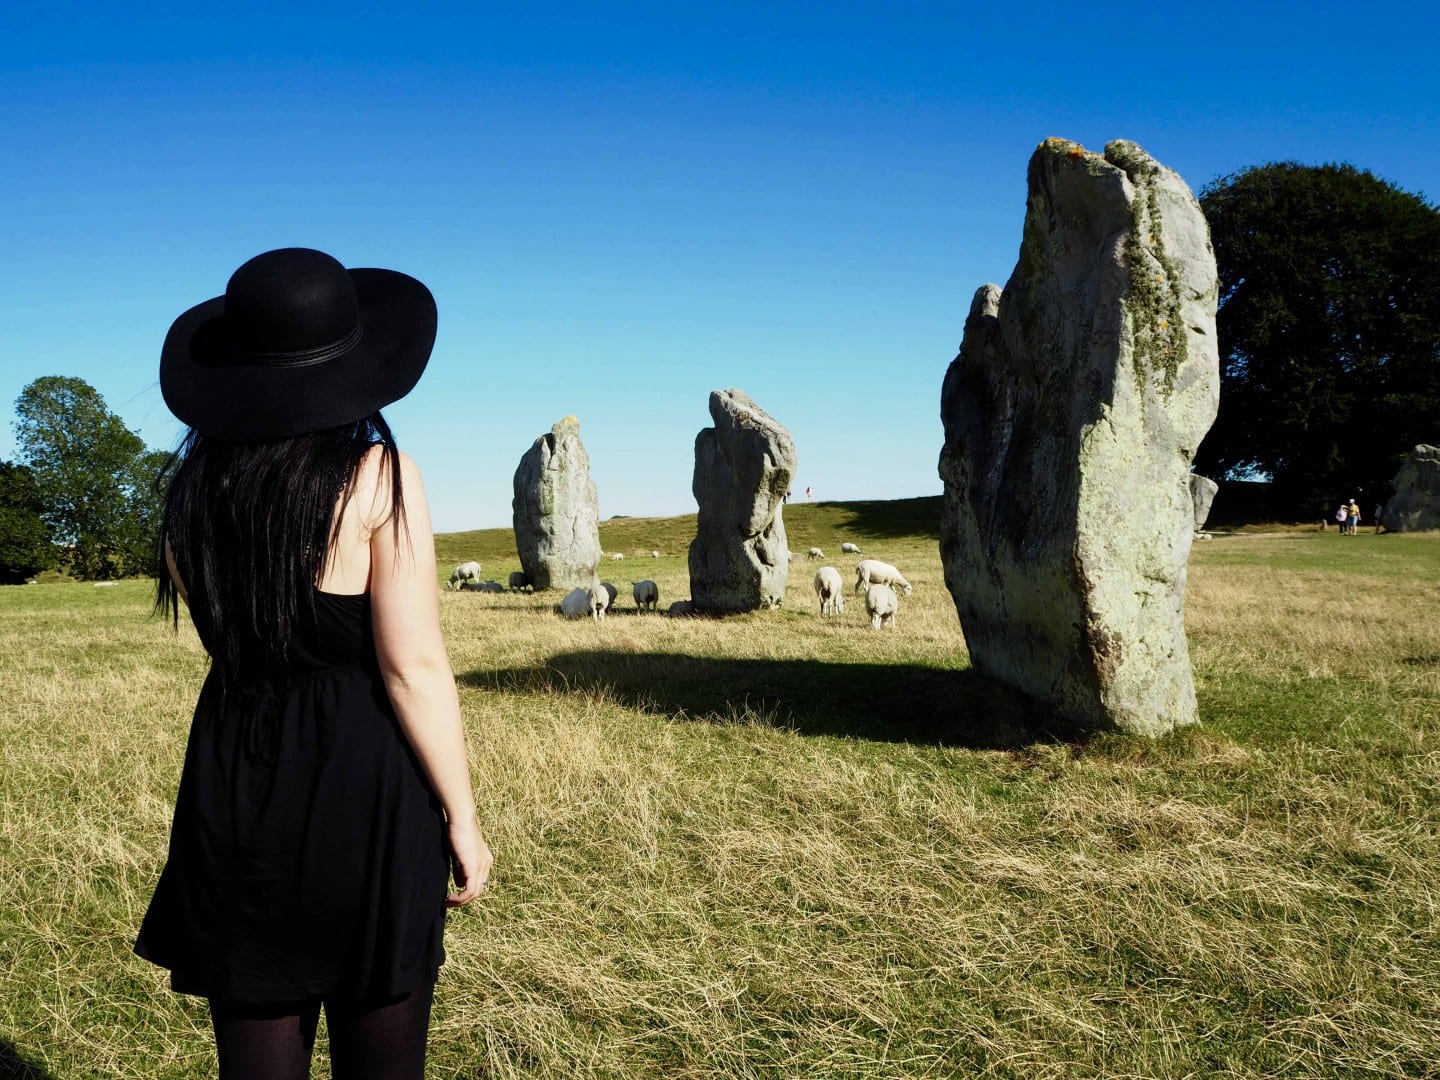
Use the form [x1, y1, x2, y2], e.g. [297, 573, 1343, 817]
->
[325, 982, 435, 1080]
[209, 998, 321, 1080]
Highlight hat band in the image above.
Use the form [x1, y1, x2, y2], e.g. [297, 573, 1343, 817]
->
[232, 323, 364, 368]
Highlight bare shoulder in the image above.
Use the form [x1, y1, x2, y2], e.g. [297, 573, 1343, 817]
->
[355, 446, 429, 533]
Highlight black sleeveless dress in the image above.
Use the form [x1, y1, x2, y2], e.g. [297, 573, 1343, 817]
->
[134, 590, 450, 1003]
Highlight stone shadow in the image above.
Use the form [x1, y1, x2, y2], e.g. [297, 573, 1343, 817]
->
[819, 497, 942, 542]
[0, 1040, 55, 1080]
[465, 650, 1084, 749]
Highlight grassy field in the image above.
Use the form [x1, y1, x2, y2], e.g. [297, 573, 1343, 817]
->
[2, 500, 1438, 1078]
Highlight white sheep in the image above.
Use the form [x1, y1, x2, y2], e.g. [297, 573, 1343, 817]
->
[599, 581, 619, 608]
[559, 587, 590, 619]
[854, 559, 911, 596]
[813, 566, 845, 617]
[840, 542, 863, 555]
[588, 582, 610, 622]
[865, 583, 899, 629]
[667, 600, 696, 617]
[508, 570, 533, 592]
[610, 552, 625, 561]
[632, 579, 659, 612]
[807, 547, 824, 560]
[447, 561, 481, 589]
[650, 550, 660, 558]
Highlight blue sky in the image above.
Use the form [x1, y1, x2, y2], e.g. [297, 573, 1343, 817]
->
[2, 2, 1436, 531]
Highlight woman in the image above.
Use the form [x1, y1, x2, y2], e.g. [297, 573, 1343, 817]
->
[136, 248, 492, 1078]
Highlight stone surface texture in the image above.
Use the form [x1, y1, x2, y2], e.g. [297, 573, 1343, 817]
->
[1383, 444, 1440, 531]
[938, 138, 1220, 737]
[688, 389, 796, 613]
[1189, 474, 1219, 531]
[512, 417, 602, 591]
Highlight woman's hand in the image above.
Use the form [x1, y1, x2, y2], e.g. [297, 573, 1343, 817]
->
[446, 816, 493, 907]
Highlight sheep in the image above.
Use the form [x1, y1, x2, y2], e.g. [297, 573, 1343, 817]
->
[667, 600, 696, 617]
[599, 581, 619, 608]
[807, 547, 824, 560]
[865, 583, 899, 629]
[508, 570, 533, 593]
[460, 579, 504, 593]
[559, 587, 590, 618]
[447, 561, 481, 589]
[813, 566, 845, 617]
[588, 582, 610, 622]
[854, 559, 911, 596]
[610, 552, 625, 561]
[632, 579, 659, 612]
[650, 550, 660, 558]
[840, 542, 863, 555]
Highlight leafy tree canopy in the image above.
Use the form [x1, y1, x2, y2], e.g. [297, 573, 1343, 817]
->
[12, 376, 165, 579]
[1195, 162, 1440, 516]
[0, 460, 56, 584]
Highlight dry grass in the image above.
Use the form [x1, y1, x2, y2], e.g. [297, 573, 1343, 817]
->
[1, 524, 1438, 1077]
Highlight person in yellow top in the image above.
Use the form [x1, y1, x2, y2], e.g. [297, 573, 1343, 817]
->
[1348, 499, 1362, 534]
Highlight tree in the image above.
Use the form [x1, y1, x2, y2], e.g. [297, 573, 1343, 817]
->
[0, 461, 56, 584]
[12, 376, 165, 579]
[1195, 162, 1440, 517]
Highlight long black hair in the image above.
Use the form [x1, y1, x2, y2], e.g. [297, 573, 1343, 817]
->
[155, 412, 404, 677]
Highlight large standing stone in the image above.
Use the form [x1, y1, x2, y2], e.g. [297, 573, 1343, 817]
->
[688, 389, 796, 613]
[512, 417, 602, 591]
[938, 138, 1220, 737]
[1382, 444, 1440, 531]
[1190, 474, 1219, 532]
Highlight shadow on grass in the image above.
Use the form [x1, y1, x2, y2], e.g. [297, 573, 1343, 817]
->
[0, 1040, 54, 1080]
[465, 650, 1084, 749]
[821, 496, 942, 542]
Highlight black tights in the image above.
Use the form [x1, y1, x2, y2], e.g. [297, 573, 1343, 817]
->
[208, 982, 434, 1079]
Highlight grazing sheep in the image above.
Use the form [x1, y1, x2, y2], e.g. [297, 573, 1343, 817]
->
[807, 547, 824, 560]
[865, 583, 899, 629]
[667, 600, 696, 617]
[854, 559, 912, 596]
[813, 566, 845, 617]
[460, 579, 505, 593]
[650, 550, 660, 558]
[610, 552, 625, 561]
[840, 542, 863, 555]
[508, 570, 533, 592]
[599, 581, 619, 608]
[447, 561, 481, 589]
[559, 587, 590, 618]
[588, 582, 610, 622]
[632, 579, 659, 611]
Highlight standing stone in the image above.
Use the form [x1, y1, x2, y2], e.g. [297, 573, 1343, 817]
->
[938, 139, 1220, 737]
[1190, 474, 1219, 532]
[689, 389, 796, 613]
[512, 417, 602, 591]
[1382, 444, 1440, 531]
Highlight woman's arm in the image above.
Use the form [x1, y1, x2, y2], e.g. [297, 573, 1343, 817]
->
[365, 449, 492, 906]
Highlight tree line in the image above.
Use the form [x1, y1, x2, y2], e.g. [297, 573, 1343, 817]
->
[2, 376, 167, 583]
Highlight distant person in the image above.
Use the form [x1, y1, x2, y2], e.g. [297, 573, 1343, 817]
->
[783, 489, 791, 504]
[1336, 503, 1349, 534]
[805, 486, 812, 501]
[1348, 499, 1361, 535]
[137, 248, 492, 1078]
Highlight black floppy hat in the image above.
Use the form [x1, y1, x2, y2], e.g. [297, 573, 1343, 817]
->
[160, 247, 436, 441]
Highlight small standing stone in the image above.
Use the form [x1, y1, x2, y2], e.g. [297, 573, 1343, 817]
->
[688, 389, 796, 613]
[1190, 474, 1219, 532]
[1382, 444, 1440, 531]
[512, 417, 602, 591]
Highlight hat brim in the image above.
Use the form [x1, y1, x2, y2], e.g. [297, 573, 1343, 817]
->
[160, 268, 436, 441]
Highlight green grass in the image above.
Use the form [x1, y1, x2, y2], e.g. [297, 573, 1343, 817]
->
[2, 513, 1438, 1077]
